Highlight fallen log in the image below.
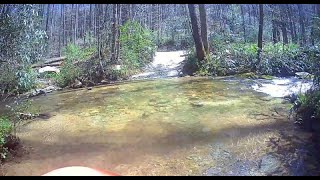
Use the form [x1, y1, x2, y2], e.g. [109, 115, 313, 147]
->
[32, 56, 66, 68]
[32, 63, 62, 68]
[44, 56, 66, 64]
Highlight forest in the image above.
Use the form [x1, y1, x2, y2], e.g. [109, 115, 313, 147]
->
[0, 4, 320, 176]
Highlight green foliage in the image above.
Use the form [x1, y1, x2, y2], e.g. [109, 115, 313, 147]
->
[204, 40, 315, 76]
[120, 20, 156, 69]
[295, 89, 320, 129]
[54, 44, 96, 87]
[182, 48, 200, 75]
[302, 45, 320, 86]
[258, 43, 304, 75]
[16, 67, 37, 93]
[0, 4, 47, 94]
[0, 116, 12, 160]
[63, 43, 96, 62]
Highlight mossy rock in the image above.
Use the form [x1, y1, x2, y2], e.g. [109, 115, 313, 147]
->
[236, 72, 259, 79]
[260, 75, 275, 80]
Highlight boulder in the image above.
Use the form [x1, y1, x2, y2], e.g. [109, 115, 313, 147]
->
[259, 154, 281, 175]
[295, 72, 312, 79]
[72, 79, 83, 88]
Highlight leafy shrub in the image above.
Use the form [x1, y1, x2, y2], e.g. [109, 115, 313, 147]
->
[295, 89, 320, 131]
[302, 45, 320, 86]
[54, 44, 96, 87]
[182, 48, 200, 75]
[0, 5, 47, 94]
[120, 20, 156, 69]
[16, 67, 37, 93]
[203, 41, 315, 77]
[0, 116, 12, 160]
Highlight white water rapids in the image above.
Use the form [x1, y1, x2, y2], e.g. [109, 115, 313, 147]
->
[131, 50, 313, 98]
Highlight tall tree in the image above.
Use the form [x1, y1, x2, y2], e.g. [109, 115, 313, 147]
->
[240, 5, 246, 42]
[110, 4, 118, 63]
[199, 4, 209, 54]
[188, 4, 205, 62]
[286, 4, 297, 43]
[45, 4, 50, 33]
[279, 5, 288, 44]
[256, 4, 264, 72]
[74, 4, 78, 44]
[59, 4, 63, 55]
[272, 20, 278, 44]
[297, 4, 306, 46]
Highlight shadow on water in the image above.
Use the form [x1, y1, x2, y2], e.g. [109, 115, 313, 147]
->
[12, 114, 289, 175]
[267, 127, 320, 176]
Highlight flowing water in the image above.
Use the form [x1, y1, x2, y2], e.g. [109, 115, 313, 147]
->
[1, 51, 319, 176]
[1, 76, 318, 176]
[131, 50, 186, 80]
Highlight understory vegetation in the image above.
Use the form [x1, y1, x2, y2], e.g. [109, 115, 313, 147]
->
[54, 20, 156, 88]
[0, 116, 11, 161]
[185, 42, 319, 77]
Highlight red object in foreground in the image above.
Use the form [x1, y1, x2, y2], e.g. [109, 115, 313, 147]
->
[42, 166, 119, 176]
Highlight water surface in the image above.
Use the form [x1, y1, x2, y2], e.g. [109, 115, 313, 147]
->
[1, 76, 316, 176]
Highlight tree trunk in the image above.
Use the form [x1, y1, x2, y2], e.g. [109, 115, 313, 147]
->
[74, 4, 78, 45]
[286, 4, 297, 43]
[188, 4, 205, 62]
[297, 4, 306, 46]
[89, 4, 93, 45]
[51, 4, 55, 42]
[279, 5, 288, 45]
[281, 22, 288, 44]
[199, 4, 209, 54]
[256, 4, 263, 72]
[83, 5, 87, 44]
[59, 4, 63, 55]
[62, 5, 66, 46]
[45, 4, 50, 34]
[311, 4, 317, 46]
[272, 20, 278, 44]
[111, 4, 118, 63]
[240, 5, 246, 42]
[44, 4, 51, 44]
[116, 4, 121, 62]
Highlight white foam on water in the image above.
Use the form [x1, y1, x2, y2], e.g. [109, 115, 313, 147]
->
[252, 77, 313, 97]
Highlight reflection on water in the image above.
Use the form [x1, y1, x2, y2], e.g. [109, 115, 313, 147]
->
[1, 77, 315, 176]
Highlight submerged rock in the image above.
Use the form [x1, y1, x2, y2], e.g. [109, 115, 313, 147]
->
[190, 101, 204, 107]
[259, 154, 281, 175]
[284, 93, 298, 103]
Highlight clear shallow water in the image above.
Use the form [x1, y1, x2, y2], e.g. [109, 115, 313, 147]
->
[1, 76, 317, 176]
